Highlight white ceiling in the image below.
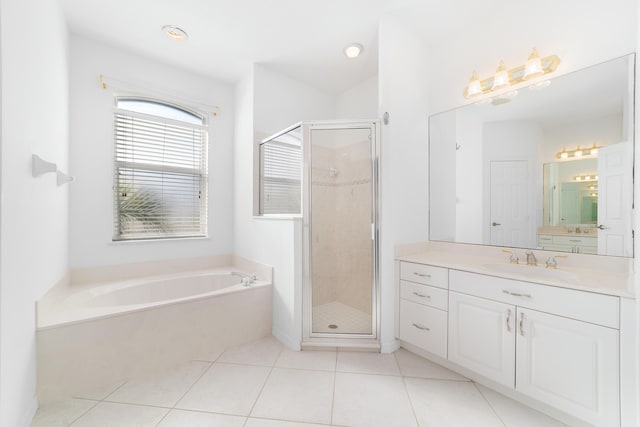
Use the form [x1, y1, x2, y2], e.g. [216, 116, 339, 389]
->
[58, 0, 496, 95]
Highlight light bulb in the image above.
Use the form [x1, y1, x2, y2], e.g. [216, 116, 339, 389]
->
[466, 71, 483, 98]
[524, 48, 544, 80]
[343, 43, 364, 59]
[491, 60, 510, 90]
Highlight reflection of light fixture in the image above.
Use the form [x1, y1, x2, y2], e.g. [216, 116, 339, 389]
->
[556, 144, 602, 160]
[162, 25, 188, 41]
[463, 49, 560, 99]
[574, 174, 598, 182]
[524, 48, 544, 80]
[492, 60, 510, 90]
[343, 43, 364, 59]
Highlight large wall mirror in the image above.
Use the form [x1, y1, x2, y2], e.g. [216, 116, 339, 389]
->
[429, 54, 635, 257]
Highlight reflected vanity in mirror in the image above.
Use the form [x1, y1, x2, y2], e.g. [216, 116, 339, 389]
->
[429, 54, 634, 257]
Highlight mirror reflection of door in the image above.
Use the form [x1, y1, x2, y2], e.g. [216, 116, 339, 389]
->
[559, 182, 580, 224]
[490, 160, 529, 247]
[597, 141, 633, 256]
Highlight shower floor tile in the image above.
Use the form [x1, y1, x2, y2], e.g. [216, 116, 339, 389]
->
[312, 301, 371, 334]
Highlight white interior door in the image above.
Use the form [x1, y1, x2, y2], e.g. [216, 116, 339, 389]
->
[490, 161, 529, 247]
[597, 141, 633, 256]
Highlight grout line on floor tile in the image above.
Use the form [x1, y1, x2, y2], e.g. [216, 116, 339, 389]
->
[472, 382, 508, 427]
[171, 361, 214, 410]
[401, 374, 471, 382]
[245, 415, 331, 426]
[65, 399, 100, 427]
[329, 369, 337, 426]
[246, 364, 276, 417]
[100, 380, 128, 402]
[399, 374, 422, 427]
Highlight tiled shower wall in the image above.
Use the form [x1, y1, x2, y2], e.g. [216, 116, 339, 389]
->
[311, 137, 373, 318]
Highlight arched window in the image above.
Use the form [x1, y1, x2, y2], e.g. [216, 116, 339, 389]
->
[113, 96, 208, 240]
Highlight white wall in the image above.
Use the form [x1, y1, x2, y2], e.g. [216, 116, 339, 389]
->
[68, 36, 235, 269]
[378, 13, 430, 352]
[0, 0, 69, 425]
[234, 64, 335, 350]
[336, 75, 378, 119]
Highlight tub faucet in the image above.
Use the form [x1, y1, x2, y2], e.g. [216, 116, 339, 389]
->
[525, 250, 537, 266]
[232, 271, 257, 286]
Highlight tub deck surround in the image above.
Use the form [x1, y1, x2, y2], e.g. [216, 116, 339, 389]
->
[37, 268, 271, 330]
[36, 256, 273, 403]
[395, 241, 634, 297]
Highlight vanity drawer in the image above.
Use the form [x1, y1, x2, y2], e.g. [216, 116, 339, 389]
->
[400, 280, 448, 310]
[537, 235, 553, 244]
[399, 299, 447, 358]
[553, 235, 597, 247]
[400, 262, 448, 289]
[449, 270, 619, 329]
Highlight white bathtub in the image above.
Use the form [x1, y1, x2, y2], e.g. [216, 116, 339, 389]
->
[36, 261, 273, 402]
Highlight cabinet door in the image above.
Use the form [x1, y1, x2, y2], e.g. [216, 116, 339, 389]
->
[448, 292, 516, 387]
[516, 308, 619, 427]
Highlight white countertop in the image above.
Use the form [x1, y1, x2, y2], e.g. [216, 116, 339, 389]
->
[396, 242, 635, 298]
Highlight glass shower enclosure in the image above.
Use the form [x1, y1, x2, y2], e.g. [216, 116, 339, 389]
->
[301, 121, 379, 346]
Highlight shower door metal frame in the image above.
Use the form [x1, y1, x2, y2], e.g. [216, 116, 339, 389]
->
[301, 120, 380, 347]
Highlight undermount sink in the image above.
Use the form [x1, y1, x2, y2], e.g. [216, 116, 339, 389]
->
[481, 263, 577, 281]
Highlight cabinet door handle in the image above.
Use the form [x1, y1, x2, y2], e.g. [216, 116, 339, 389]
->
[412, 323, 430, 331]
[502, 290, 532, 298]
[413, 272, 431, 278]
[412, 292, 431, 299]
[519, 312, 525, 336]
[506, 309, 512, 332]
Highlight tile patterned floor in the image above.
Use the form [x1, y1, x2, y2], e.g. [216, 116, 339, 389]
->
[312, 301, 371, 334]
[32, 336, 567, 427]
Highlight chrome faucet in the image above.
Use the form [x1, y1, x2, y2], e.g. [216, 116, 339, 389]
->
[545, 254, 568, 269]
[232, 271, 257, 286]
[525, 250, 537, 266]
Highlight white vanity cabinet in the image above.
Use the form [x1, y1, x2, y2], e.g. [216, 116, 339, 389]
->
[449, 270, 620, 427]
[397, 262, 448, 358]
[448, 292, 515, 388]
[516, 307, 619, 427]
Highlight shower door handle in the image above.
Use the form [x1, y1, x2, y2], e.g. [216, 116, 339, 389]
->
[371, 223, 375, 241]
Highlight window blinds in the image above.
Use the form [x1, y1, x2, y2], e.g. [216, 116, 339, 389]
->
[259, 139, 302, 215]
[113, 107, 208, 240]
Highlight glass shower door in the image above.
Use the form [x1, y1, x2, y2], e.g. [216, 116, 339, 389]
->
[308, 124, 376, 337]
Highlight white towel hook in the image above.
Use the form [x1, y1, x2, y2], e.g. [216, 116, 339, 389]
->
[32, 154, 75, 185]
[32, 154, 57, 177]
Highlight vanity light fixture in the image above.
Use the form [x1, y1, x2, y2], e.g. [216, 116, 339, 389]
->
[556, 144, 602, 160]
[463, 48, 560, 99]
[343, 43, 364, 59]
[161, 25, 189, 41]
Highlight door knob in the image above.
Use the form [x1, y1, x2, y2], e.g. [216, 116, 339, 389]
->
[597, 224, 607, 230]
[492, 222, 501, 226]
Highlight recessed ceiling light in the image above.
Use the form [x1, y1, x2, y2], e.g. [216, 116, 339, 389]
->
[161, 25, 188, 41]
[343, 43, 364, 59]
